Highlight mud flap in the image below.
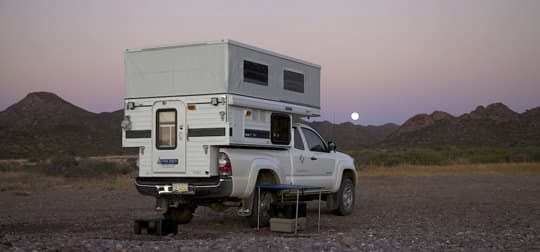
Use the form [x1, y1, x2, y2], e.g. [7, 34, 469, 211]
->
[237, 195, 255, 217]
[326, 193, 338, 210]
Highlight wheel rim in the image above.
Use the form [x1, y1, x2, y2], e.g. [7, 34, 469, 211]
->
[342, 185, 353, 210]
[260, 192, 273, 217]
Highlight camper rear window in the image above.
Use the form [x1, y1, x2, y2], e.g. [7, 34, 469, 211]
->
[156, 109, 177, 149]
[284, 70, 304, 93]
[271, 114, 291, 145]
[244, 60, 268, 86]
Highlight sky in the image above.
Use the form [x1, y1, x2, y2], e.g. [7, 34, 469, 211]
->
[1, 0, 539, 125]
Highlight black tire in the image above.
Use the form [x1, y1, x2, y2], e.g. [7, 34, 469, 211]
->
[134, 221, 141, 234]
[248, 189, 276, 227]
[164, 205, 194, 224]
[334, 177, 355, 216]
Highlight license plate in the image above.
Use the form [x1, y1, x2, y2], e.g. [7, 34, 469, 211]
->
[172, 183, 188, 193]
[159, 159, 179, 165]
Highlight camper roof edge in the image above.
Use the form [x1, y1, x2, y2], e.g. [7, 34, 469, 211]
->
[124, 39, 321, 69]
[228, 94, 321, 117]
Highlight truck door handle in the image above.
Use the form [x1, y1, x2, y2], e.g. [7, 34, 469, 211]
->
[311, 157, 317, 160]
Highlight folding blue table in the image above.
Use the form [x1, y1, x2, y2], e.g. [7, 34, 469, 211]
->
[255, 183, 323, 233]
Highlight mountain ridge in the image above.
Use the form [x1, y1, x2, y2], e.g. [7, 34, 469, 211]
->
[0, 92, 538, 158]
[0, 92, 127, 158]
[384, 102, 540, 147]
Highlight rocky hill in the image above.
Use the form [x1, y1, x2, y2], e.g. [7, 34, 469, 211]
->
[383, 103, 540, 147]
[0, 92, 128, 158]
[0, 92, 538, 158]
[302, 120, 399, 149]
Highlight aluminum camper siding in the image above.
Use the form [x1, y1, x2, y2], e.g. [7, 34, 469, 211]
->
[226, 41, 320, 111]
[124, 42, 229, 99]
[124, 40, 320, 114]
[123, 95, 227, 177]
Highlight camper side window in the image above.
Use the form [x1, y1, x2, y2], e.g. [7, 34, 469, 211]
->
[284, 70, 304, 93]
[243, 60, 268, 86]
[271, 114, 291, 145]
[156, 110, 177, 149]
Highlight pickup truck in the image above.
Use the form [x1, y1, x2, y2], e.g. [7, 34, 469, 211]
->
[134, 123, 357, 227]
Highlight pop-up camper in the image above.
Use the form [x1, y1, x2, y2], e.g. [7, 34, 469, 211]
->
[122, 40, 320, 177]
[122, 40, 355, 227]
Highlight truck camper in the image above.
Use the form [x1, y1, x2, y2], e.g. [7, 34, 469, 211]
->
[122, 40, 356, 226]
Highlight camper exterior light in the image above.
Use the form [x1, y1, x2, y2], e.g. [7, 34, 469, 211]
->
[127, 102, 135, 110]
[120, 116, 131, 130]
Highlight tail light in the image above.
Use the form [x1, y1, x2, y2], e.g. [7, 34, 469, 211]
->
[218, 152, 232, 176]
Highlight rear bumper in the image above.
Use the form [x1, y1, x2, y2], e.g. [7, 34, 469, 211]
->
[134, 176, 233, 199]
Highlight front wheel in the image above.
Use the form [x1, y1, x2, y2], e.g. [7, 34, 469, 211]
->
[164, 205, 195, 224]
[334, 177, 355, 216]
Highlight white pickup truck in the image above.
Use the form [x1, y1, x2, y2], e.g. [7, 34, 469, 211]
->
[134, 122, 356, 226]
[122, 40, 357, 226]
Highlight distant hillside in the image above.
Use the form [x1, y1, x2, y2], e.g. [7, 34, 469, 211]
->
[1, 92, 538, 159]
[301, 120, 399, 149]
[383, 103, 540, 147]
[0, 92, 129, 158]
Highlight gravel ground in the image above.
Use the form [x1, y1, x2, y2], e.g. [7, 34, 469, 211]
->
[1, 175, 539, 251]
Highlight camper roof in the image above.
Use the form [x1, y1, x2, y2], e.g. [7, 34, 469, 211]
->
[125, 39, 321, 69]
[124, 39, 321, 110]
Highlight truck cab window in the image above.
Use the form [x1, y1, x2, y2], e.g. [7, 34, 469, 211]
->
[271, 114, 291, 145]
[301, 127, 327, 152]
[293, 127, 304, 150]
[157, 109, 177, 149]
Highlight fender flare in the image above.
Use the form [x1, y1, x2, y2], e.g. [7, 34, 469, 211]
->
[240, 158, 282, 198]
[331, 160, 357, 192]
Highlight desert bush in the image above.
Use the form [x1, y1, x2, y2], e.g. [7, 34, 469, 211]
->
[345, 146, 540, 168]
[0, 162, 18, 172]
[40, 154, 79, 176]
[64, 159, 135, 177]
[38, 155, 136, 178]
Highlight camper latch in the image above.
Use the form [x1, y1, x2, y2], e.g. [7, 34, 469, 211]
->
[219, 111, 226, 121]
[203, 145, 209, 154]
[211, 97, 219, 106]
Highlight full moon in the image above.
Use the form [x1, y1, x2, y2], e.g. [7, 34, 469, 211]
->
[351, 112, 359, 121]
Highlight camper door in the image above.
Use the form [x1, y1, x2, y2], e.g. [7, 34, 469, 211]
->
[152, 100, 186, 173]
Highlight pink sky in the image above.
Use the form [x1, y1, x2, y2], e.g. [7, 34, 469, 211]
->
[1, 0, 539, 125]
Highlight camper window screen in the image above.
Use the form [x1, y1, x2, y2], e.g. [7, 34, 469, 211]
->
[284, 70, 304, 93]
[243, 60, 268, 86]
[271, 114, 291, 145]
[157, 110, 177, 149]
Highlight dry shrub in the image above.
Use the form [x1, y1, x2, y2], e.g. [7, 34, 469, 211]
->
[41, 155, 136, 178]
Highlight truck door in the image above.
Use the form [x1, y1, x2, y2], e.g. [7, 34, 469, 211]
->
[291, 127, 335, 188]
[298, 127, 335, 188]
[151, 100, 186, 174]
[291, 127, 309, 183]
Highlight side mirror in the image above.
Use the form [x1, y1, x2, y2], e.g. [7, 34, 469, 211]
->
[328, 141, 336, 152]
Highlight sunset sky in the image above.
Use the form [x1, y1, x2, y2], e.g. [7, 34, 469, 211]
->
[1, 0, 539, 125]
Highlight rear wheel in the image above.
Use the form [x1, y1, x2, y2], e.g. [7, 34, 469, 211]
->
[164, 205, 194, 224]
[248, 189, 276, 227]
[334, 177, 355, 216]
[247, 173, 277, 227]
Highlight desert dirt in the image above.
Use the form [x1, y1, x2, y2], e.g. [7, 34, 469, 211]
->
[1, 174, 539, 251]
